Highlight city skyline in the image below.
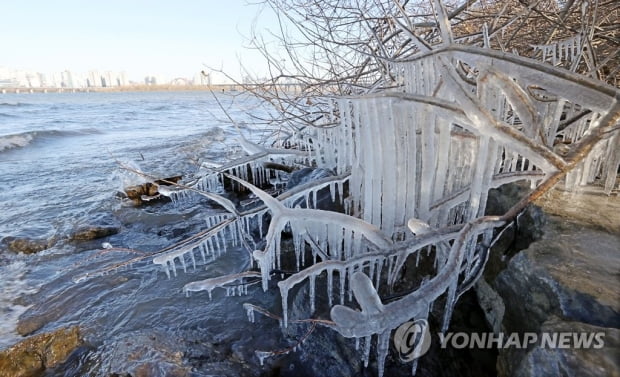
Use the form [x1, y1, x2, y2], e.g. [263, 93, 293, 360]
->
[0, 65, 218, 88]
[0, 1, 284, 84]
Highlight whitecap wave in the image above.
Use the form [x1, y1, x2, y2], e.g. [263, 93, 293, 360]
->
[0, 132, 35, 152]
[0, 129, 103, 153]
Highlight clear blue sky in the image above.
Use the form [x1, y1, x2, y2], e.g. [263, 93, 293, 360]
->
[0, 1, 282, 82]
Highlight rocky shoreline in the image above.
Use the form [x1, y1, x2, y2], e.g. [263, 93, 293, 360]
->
[478, 188, 620, 377]
[1, 180, 618, 376]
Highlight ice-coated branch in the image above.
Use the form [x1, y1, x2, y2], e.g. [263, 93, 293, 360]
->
[432, 0, 453, 46]
[330, 216, 504, 338]
[225, 173, 393, 292]
[238, 131, 309, 157]
[183, 271, 261, 300]
[438, 55, 566, 173]
[477, 67, 543, 141]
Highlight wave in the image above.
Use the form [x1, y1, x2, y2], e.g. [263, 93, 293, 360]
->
[146, 105, 171, 112]
[0, 129, 103, 153]
[0, 102, 34, 108]
[0, 112, 19, 118]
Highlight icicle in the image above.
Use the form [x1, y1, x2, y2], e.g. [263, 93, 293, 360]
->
[312, 188, 318, 209]
[199, 244, 207, 263]
[347, 266, 354, 302]
[441, 269, 459, 333]
[374, 258, 383, 291]
[245, 304, 255, 323]
[256, 351, 273, 366]
[310, 274, 316, 313]
[387, 255, 395, 285]
[376, 330, 391, 377]
[339, 269, 346, 305]
[362, 335, 372, 367]
[344, 228, 353, 260]
[213, 232, 223, 256]
[368, 261, 375, 283]
[170, 259, 178, 277]
[327, 268, 334, 307]
[255, 250, 271, 292]
[281, 288, 289, 328]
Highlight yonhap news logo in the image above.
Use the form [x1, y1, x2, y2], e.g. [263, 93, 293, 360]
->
[393, 321, 606, 362]
[436, 331, 606, 350]
[393, 319, 432, 361]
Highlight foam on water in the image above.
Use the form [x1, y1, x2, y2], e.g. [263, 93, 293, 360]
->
[0, 132, 34, 152]
[0, 260, 39, 349]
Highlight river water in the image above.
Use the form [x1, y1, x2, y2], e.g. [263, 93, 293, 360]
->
[0, 91, 302, 376]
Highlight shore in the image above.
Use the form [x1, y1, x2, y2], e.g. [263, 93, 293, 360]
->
[1, 83, 303, 94]
[1, 84, 243, 94]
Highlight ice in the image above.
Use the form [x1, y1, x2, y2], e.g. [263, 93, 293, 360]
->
[150, 16, 619, 377]
[532, 34, 582, 69]
[225, 174, 392, 293]
[182, 271, 260, 300]
[362, 335, 371, 367]
[255, 351, 273, 366]
[277, 253, 389, 328]
[376, 330, 392, 377]
[330, 218, 504, 337]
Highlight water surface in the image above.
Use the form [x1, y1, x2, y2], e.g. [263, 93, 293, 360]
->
[0, 91, 288, 376]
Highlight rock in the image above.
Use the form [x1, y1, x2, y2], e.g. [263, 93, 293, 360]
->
[286, 167, 334, 188]
[146, 182, 159, 196]
[5, 237, 52, 254]
[475, 278, 505, 334]
[68, 213, 121, 241]
[16, 317, 47, 337]
[495, 217, 620, 333]
[280, 279, 363, 377]
[97, 330, 190, 377]
[124, 184, 146, 200]
[535, 188, 620, 234]
[263, 161, 296, 173]
[511, 318, 620, 377]
[69, 226, 119, 241]
[123, 176, 182, 206]
[286, 168, 337, 210]
[0, 326, 82, 377]
[483, 182, 546, 281]
[491, 208, 620, 377]
[485, 181, 546, 250]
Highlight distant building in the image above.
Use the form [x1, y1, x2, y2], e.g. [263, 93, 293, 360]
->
[0, 78, 17, 88]
[87, 70, 102, 87]
[119, 71, 128, 86]
[104, 71, 114, 87]
[61, 70, 74, 88]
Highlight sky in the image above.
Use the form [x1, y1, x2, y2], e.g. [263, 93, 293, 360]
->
[0, 1, 284, 83]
